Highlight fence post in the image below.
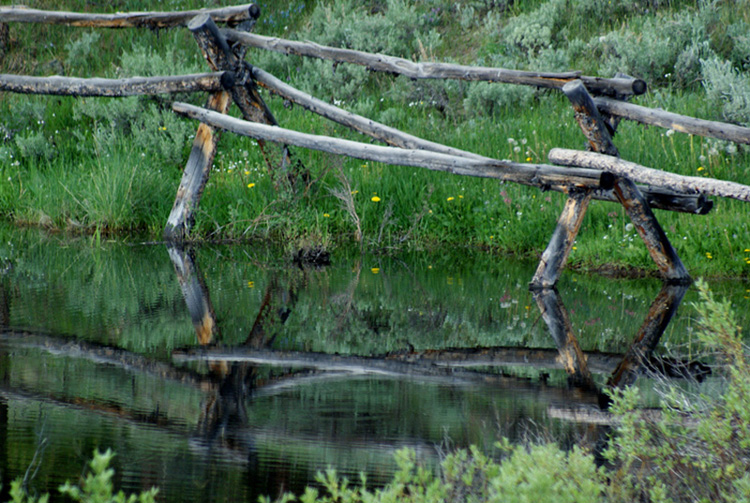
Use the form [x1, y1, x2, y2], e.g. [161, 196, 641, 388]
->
[163, 14, 234, 241]
[562, 79, 690, 283]
[530, 187, 592, 288]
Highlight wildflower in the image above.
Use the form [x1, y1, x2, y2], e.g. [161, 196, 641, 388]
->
[371, 267, 380, 274]
[526, 157, 533, 162]
[247, 183, 255, 188]
[323, 213, 330, 218]
[371, 196, 381, 202]
[458, 195, 463, 199]
[697, 166, 705, 172]
[244, 170, 250, 175]
[447, 196, 455, 201]
[247, 281, 254, 288]
[706, 252, 713, 259]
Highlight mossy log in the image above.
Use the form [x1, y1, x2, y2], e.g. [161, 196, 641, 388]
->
[0, 72, 223, 96]
[173, 101, 615, 190]
[223, 29, 646, 97]
[0, 4, 259, 28]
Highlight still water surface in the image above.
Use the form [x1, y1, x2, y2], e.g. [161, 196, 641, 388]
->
[0, 227, 746, 501]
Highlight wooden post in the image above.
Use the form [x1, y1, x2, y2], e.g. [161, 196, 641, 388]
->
[530, 187, 592, 289]
[532, 287, 596, 390]
[562, 79, 690, 283]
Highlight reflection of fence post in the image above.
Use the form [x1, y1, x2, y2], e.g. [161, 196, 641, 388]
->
[532, 287, 596, 390]
[607, 283, 688, 388]
[562, 79, 690, 283]
[166, 245, 220, 347]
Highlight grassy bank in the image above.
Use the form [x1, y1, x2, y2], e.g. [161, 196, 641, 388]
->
[1, 0, 749, 276]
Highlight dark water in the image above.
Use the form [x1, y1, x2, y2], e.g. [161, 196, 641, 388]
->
[0, 227, 747, 501]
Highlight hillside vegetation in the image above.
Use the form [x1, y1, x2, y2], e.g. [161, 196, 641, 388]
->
[1, 0, 749, 276]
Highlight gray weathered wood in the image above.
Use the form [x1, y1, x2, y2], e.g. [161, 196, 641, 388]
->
[562, 79, 690, 283]
[252, 66, 711, 214]
[164, 91, 232, 241]
[562, 79, 619, 156]
[549, 148, 750, 203]
[191, 14, 298, 186]
[0, 72, 223, 96]
[173, 101, 615, 190]
[594, 96, 750, 145]
[530, 188, 593, 289]
[0, 4, 258, 28]
[223, 29, 646, 97]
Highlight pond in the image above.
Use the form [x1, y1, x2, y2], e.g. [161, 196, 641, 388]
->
[0, 226, 747, 502]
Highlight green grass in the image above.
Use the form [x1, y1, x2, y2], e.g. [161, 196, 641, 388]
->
[1, 0, 749, 277]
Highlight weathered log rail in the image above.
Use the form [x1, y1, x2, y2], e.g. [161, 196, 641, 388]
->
[2, 5, 750, 286]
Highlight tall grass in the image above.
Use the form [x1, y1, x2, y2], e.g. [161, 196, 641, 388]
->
[0, 0, 748, 276]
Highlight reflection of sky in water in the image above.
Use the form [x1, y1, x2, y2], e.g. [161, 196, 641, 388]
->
[0, 230, 744, 501]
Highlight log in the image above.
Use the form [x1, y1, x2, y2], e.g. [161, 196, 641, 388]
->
[189, 14, 299, 187]
[173, 101, 614, 190]
[562, 79, 690, 283]
[594, 96, 750, 145]
[252, 66, 711, 214]
[549, 148, 750, 203]
[164, 91, 232, 241]
[223, 29, 646, 97]
[530, 188, 593, 289]
[562, 80, 619, 156]
[0, 72, 223, 96]
[0, 4, 259, 29]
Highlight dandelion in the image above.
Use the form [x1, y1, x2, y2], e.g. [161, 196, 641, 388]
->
[247, 281, 254, 288]
[447, 196, 455, 201]
[247, 183, 255, 188]
[323, 213, 330, 218]
[706, 252, 713, 259]
[458, 195, 463, 199]
[697, 166, 705, 172]
[371, 267, 380, 274]
[371, 196, 381, 202]
[244, 170, 250, 175]
[526, 157, 532, 162]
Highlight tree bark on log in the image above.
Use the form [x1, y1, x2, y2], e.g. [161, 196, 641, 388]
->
[164, 91, 231, 241]
[223, 29, 646, 97]
[549, 148, 750, 203]
[530, 188, 593, 289]
[172, 101, 614, 190]
[0, 72, 223, 96]
[562, 79, 690, 284]
[0, 4, 259, 29]
[594, 96, 750, 145]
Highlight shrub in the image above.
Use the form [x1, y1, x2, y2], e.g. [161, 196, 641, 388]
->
[701, 57, 750, 127]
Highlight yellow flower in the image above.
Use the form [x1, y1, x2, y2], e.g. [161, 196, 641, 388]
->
[244, 170, 250, 175]
[526, 157, 532, 162]
[698, 166, 705, 172]
[323, 213, 330, 218]
[458, 195, 464, 199]
[247, 281, 254, 288]
[706, 252, 713, 259]
[247, 183, 255, 188]
[447, 196, 455, 201]
[371, 196, 381, 202]
[371, 267, 380, 274]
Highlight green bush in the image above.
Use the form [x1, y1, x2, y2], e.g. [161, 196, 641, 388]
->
[701, 57, 750, 127]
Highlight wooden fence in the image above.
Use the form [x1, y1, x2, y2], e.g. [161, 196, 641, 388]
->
[2, 3, 750, 288]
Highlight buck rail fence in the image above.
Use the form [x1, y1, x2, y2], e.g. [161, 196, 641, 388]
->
[2, 3, 750, 288]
